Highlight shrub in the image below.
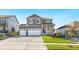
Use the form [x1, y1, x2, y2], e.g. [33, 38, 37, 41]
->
[10, 31, 17, 37]
[0, 34, 6, 40]
[55, 33, 61, 38]
[9, 27, 18, 37]
[0, 37, 4, 40]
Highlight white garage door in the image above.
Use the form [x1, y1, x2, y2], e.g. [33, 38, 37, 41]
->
[28, 28, 41, 36]
[20, 30, 26, 36]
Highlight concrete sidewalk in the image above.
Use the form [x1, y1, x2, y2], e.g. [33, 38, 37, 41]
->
[0, 37, 47, 50]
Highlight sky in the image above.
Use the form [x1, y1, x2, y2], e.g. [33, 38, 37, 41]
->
[0, 9, 79, 29]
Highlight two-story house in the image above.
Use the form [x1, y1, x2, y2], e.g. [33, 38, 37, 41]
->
[20, 14, 55, 36]
[0, 15, 19, 35]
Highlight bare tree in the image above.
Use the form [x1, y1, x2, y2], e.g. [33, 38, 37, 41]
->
[67, 27, 77, 41]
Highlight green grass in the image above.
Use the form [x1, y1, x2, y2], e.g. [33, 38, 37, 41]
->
[42, 36, 74, 43]
[46, 44, 79, 50]
[42, 36, 78, 50]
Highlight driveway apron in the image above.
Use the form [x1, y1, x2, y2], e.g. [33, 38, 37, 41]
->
[0, 37, 47, 50]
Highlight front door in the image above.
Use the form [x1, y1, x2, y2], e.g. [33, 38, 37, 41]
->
[43, 27, 46, 34]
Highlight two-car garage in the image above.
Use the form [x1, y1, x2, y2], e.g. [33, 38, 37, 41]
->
[28, 28, 41, 36]
[20, 24, 42, 36]
[20, 28, 41, 36]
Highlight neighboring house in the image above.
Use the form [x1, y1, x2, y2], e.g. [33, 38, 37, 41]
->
[68, 21, 79, 37]
[56, 25, 70, 36]
[0, 15, 19, 35]
[20, 14, 55, 36]
[56, 21, 79, 37]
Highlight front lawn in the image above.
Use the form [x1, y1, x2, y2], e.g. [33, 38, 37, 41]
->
[46, 44, 79, 50]
[42, 36, 74, 43]
[42, 36, 78, 50]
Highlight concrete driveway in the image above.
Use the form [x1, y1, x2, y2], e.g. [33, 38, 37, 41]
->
[0, 37, 47, 50]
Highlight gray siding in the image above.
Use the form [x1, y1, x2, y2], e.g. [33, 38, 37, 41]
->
[7, 16, 19, 32]
[27, 17, 42, 25]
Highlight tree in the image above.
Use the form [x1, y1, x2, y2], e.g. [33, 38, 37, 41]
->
[48, 27, 55, 36]
[10, 28, 17, 37]
[67, 27, 77, 41]
[65, 31, 70, 39]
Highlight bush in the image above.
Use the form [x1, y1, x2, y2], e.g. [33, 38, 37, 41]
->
[0, 34, 6, 40]
[9, 32, 17, 37]
[55, 33, 61, 38]
[0, 37, 4, 40]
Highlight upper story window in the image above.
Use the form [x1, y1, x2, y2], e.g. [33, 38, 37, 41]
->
[27, 18, 41, 24]
[28, 19, 31, 23]
[33, 19, 36, 24]
[43, 19, 52, 24]
[0, 18, 6, 23]
[36, 19, 40, 23]
[28, 19, 33, 24]
[34, 19, 40, 24]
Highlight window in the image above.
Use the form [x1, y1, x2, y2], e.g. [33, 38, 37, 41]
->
[28, 18, 40, 24]
[33, 19, 36, 24]
[28, 19, 32, 24]
[37, 20, 39, 23]
[44, 20, 52, 23]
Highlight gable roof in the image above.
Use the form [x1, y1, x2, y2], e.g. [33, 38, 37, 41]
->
[70, 21, 79, 24]
[0, 15, 19, 24]
[68, 21, 79, 28]
[27, 14, 41, 18]
[57, 25, 70, 30]
[0, 15, 15, 18]
[57, 21, 79, 30]
[26, 14, 53, 24]
[27, 14, 52, 19]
